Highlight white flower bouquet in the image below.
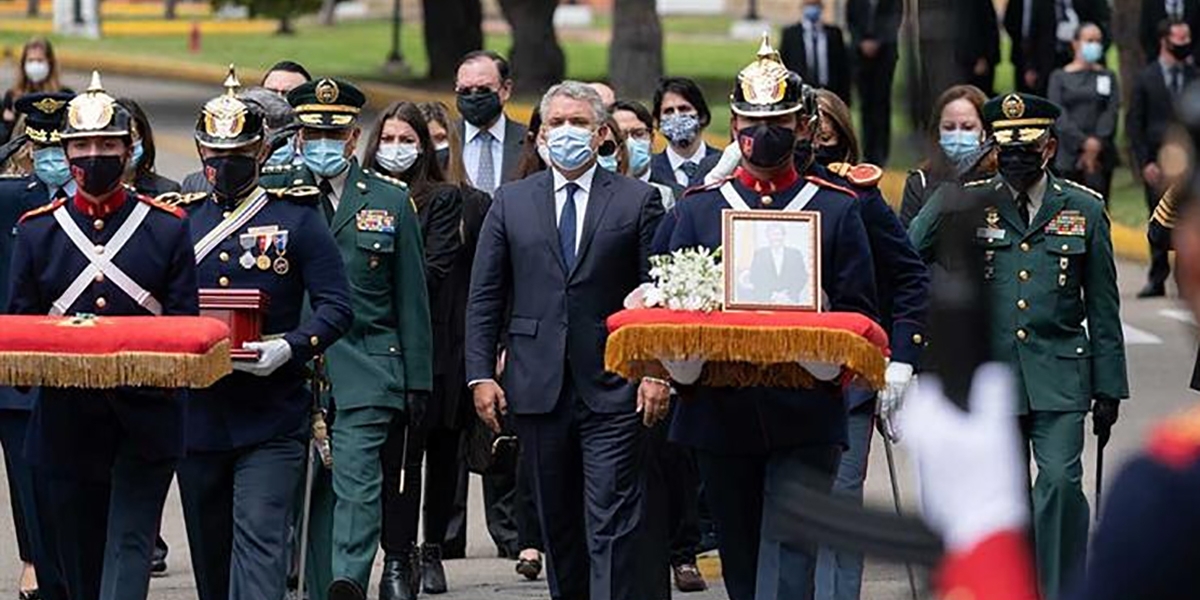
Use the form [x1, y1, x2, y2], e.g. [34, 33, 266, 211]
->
[638, 247, 725, 313]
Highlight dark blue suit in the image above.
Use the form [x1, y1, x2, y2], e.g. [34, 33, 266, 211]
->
[649, 146, 720, 198]
[8, 189, 199, 600]
[465, 166, 664, 600]
[174, 189, 352, 600]
[666, 175, 877, 600]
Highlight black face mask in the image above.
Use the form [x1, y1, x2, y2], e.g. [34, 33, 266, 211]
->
[436, 147, 450, 172]
[793, 139, 815, 172]
[204, 154, 259, 201]
[814, 144, 847, 167]
[1170, 42, 1193, 61]
[69, 155, 126, 197]
[738, 124, 797, 169]
[997, 147, 1046, 192]
[456, 90, 503, 128]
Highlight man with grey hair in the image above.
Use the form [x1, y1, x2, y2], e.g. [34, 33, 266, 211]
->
[466, 80, 667, 600]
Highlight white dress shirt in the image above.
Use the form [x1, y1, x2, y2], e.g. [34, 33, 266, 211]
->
[666, 142, 708, 188]
[552, 164, 595, 254]
[321, 168, 351, 212]
[802, 20, 829, 87]
[464, 114, 508, 192]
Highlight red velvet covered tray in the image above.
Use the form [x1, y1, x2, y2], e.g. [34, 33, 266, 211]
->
[605, 308, 889, 390]
[0, 315, 232, 388]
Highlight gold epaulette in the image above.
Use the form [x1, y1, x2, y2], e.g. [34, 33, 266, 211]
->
[267, 185, 321, 201]
[682, 175, 734, 199]
[261, 163, 294, 174]
[18, 198, 64, 223]
[963, 177, 995, 188]
[1148, 405, 1200, 469]
[1061, 178, 1104, 200]
[828, 162, 883, 188]
[804, 174, 857, 198]
[364, 168, 408, 189]
[137, 193, 186, 218]
[157, 191, 208, 207]
[1151, 186, 1179, 230]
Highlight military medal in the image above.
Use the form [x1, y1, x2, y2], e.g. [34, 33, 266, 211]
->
[272, 231, 290, 275]
[238, 234, 256, 269]
[256, 234, 272, 271]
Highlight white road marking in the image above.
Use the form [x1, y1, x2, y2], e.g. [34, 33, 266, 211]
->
[1160, 308, 1198, 326]
[1122, 323, 1163, 345]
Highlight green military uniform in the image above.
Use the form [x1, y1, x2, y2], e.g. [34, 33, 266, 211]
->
[276, 79, 432, 600]
[909, 93, 1128, 599]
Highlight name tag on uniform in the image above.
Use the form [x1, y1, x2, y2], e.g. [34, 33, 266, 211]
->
[976, 227, 1006, 242]
[356, 209, 395, 233]
[1046, 211, 1087, 237]
[1096, 75, 1112, 97]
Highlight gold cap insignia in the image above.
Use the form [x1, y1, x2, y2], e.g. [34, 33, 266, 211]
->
[202, 65, 248, 140]
[31, 97, 66, 115]
[737, 34, 790, 107]
[1001, 94, 1025, 120]
[66, 71, 116, 133]
[315, 79, 340, 105]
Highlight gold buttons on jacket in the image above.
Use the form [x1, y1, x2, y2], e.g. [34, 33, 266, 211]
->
[218, 276, 230, 287]
[1061, 243, 1069, 252]
[219, 251, 231, 262]
[1020, 242, 1030, 252]
[95, 244, 105, 255]
[93, 219, 105, 231]
[1076, 347, 1085, 355]
[1016, 328, 1028, 341]
[94, 272, 105, 284]
[95, 297, 107, 309]
[1018, 270, 1030, 281]
[310, 335, 320, 347]
[1017, 299, 1028, 310]
[912, 333, 924, 345]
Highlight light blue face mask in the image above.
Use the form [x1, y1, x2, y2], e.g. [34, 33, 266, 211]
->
[266, 137, 296, 167]
[130, 140, 144, 169]
[939, 129, 982, 163]
[546, 125, 596, 171]
[1081, 41, 1104, 64]
[626, 138, 652, 176]
[32, 146, 72, 187]
[803, 4, 822, 22]
[597, 152, 619, 172]
[302, 138, 350, 177]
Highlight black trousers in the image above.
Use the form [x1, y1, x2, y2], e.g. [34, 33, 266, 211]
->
[1145, 185, 1172, 288]
[0, 409, 66, 600]
[855, 42, 899, 166]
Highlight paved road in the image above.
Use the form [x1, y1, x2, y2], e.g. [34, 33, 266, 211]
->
[0, 69, 1197, 599]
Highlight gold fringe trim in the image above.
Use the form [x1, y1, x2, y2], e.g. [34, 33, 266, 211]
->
[0, 339, 231, 389]
[605, 325, 886, 390]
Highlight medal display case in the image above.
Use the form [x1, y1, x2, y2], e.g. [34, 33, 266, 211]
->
[199, 289, 270, 361]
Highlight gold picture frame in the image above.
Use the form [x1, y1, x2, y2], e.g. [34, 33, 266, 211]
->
[721, 209, 822, 312]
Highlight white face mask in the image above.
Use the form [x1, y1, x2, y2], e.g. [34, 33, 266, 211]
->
[376, 142, 421, 175]
[24, 60, 50, 84]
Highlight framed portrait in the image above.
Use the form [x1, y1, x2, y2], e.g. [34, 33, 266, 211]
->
[721, 210, 822, 312]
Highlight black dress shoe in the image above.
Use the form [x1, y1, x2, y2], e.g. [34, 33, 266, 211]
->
[150, 543, 168, 577]
[19, 590, 39, 600]
[328, 579, 365, 600]
[1137, 283, 1166, 298]
[378, 550, 419, 600]
[420, 543, 447, 594]
[515, 555, 542, 581]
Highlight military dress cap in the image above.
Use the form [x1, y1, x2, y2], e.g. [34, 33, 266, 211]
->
[14, 91, 74, 144]
[983, 92, 1062, 146]
[60, 71, 132, 140]
[286, 78, 365, 129]
[195, 65, 264, 149]
[730, 33, 813, 118]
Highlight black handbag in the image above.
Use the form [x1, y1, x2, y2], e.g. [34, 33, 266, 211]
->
[463, 413, 518, 475]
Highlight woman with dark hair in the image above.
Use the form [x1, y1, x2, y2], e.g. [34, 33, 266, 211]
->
[2, 37, 68, 144]
[418, 101, 468, 186]
[117, 98, 181, 197]
[513, 107, 545, 180]
[899, 84, 995, 228]
[596, 114, 630, 175]
[363, 101, 464, 598]
[813, 89, 863, 167]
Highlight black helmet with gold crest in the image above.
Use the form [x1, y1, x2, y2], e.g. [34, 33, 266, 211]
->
[730, 34, 813, 120]
[60, 71, 132, 140]
[195, 65, 264, 149]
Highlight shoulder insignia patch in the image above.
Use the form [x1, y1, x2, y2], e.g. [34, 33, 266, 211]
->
[0, 173, 25, 179]
[682, 175, 733, 199]
[368, 170, 408, 189]
[804, 175, 857, 198]
[840, 163, 883, 188]
[268, 185, 321, 204]
[261, 163, 294, 174]
[1061, 178, 1104, 200]
[963, 177, 995, 188]
[1147, 405, 1200, 470]
[18, 198, 65, 223]
[158, 191, 207, 207]
[138, 194, 186, 218]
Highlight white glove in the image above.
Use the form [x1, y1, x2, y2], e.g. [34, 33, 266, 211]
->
[898, 363, 1028, 553]
[233, 339, 294, 377]
[877, 361, 914, 441]
[703, 141, 742, 185]
[623, 282, 657, 309]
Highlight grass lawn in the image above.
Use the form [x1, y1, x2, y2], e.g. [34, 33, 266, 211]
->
[0, 18, 1151, 227]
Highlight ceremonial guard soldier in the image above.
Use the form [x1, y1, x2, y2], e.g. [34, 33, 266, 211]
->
[665, 40, 878, 600]
[908, 92, 1128, 598]
[171, 69, 353, 600]
[276, 78, 433, 600]
[6, 72, 199, 600]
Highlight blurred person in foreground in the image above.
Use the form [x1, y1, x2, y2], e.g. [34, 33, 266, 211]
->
[909, 92, 1127, 599]
[900, 85, 994, 229]
[910, 133, 1200, 600]
[1048, 23, 1120, 202]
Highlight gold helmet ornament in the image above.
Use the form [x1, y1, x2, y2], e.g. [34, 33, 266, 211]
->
[730, 33, 814, 120]
[195, 65, 264, 149]
[60, 71, 131, 139]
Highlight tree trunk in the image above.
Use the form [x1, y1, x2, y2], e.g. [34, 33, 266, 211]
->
[318, 0, 337, 26]
[423, 0, 484, 82]
[164, 0, 177, 20]
[608, 0, 662, 100]
[1110, 0, 1141, 175]
[497, 0, 565, 96]
[277, 14, 294, 34]
[26, 0, 37, 18]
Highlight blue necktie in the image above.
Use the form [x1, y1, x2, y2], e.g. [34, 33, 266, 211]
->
[560, 182, 579, 272]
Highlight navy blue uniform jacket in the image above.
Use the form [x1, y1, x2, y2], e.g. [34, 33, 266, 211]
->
[666, 176, 877, 454]
[7, 190, 199, 479]
[182, 190, 352, 452]
[465, 167, 664, 414]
